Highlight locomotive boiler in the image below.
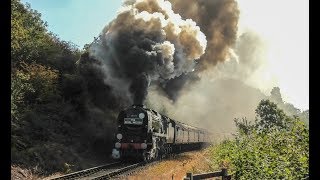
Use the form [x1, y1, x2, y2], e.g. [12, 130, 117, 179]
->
[111, 104, 210, 161]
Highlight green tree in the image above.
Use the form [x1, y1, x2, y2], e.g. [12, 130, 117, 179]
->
[21, 62, 60, 104]
[254, 99, 289, 132]
[11, 0, 118, 174]
[11, 61, 60, 130]
[211, 99, 309, 179]
[11, 65, 34, 121]
[299, 110, 309, 126]
[234, 117, 254, 135]
[11, 0, 49, 65]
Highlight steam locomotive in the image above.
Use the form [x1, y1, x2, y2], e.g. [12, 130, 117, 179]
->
[111, 104, 210, 161]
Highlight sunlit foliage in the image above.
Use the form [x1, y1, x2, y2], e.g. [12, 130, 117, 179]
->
[210, 100, 309, 179]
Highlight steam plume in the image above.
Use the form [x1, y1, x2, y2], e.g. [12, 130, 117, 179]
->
[89, 0, 207, 104]
[169, 0, 239, 70]
[161, 0, 240, 99]
[213, 31, 267, 82]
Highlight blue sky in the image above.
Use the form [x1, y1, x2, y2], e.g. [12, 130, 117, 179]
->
[21, 0, 122, 49]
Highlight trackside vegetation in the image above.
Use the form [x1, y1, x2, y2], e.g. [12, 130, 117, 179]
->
[11, 0, 119, 174]
[210, 99, 309, 179]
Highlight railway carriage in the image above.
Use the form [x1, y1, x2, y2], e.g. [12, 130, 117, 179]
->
[112, 104, 211, 161]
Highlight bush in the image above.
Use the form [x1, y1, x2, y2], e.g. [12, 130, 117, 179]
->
[12, 62, 60, 107]
[210, 100, 309, 179]
[11, 65, 35, 121]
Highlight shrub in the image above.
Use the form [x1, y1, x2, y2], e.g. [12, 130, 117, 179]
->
[210, 100, 309, 179]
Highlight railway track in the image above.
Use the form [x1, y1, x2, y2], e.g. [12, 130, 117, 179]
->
[47, 161, 143, 180]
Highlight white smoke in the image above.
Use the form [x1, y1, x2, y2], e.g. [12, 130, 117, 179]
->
[88, 0, 207, 104]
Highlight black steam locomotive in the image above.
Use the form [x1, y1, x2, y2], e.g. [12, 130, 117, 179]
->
[111, 104, 210, 161]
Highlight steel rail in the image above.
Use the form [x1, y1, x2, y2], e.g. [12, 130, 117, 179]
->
[91, 162, 142, 180]
[47, 161, 122, 180]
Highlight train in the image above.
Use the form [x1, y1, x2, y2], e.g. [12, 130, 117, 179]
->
[111, 104, 211, 161]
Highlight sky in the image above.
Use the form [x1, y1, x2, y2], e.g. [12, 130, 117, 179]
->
[21, 0, 122, 49]
[236, 0, 309, 111]
[21, 0, 309, 111]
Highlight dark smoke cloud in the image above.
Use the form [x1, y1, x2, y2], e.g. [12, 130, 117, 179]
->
[160, 72, 200, 101]
[161, 0, 240, 99]
[78, 0, 241, 113]
[129, 73, 150, 105]
[75, 0, 279, 144]
[169, 0, 239, 70]
[88, 0, 208, 104]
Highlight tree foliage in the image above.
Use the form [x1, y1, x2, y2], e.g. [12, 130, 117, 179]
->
[210, 99, 309, 179]
[11, 0, 48, 64]
[11, 0, 116, 174]
[255, 99, 289, 132]
[11, 65, 35, 121]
